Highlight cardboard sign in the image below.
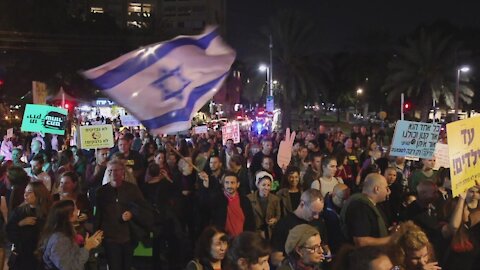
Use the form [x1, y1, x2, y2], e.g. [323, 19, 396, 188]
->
[120, 115, 141, 127]
[390, 120, 441, 159]
[193, 125, 208, 134]
[447, 117, 480, 197]
[6, 128, 13, 139]
[79, 124, 114, 149]
[433, 143, 450, 170]
[222, 122, 240, 145]
[21, 104, 68, 135]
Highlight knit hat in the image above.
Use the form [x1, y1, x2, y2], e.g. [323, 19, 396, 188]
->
[285, 224, 319, 254]
[255, 171, 273, 186]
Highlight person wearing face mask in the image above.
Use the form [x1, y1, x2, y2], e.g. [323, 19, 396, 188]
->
[323, 183, 350, 254]
[278, 224, 325, 270]
[247, 171, 281, 240]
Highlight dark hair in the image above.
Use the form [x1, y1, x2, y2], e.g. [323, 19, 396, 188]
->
[229, 154, 244, 166]
[58, 149, 74, 167]
[223, 171, 239, 183]
[332, 245, 392, 270]
[281, 166, 301, 189]
[195, 226, 228, 265]
[7, 166, 29, 187]
[321, 155, 336, 169]
[23, 181, 52, 219]
[32, 154, 45, 164]
[60, 171, 80, 193]
[435, 167, 450, 187]
[37, 200, 76, 261]
[336, 152, 347, 166]
[148, 163, 161, 177]
[226, 232, 271, 269]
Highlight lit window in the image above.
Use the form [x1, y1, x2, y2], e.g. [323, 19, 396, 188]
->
[90, 7, 104, 14]
[127, 2, 153, 29]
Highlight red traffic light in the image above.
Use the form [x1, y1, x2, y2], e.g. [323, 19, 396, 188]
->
[404, 103, 410, 109]
[0, 80, 4, 86]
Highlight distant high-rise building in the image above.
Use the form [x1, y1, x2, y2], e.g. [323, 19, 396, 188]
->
[86, 0, 226, 36]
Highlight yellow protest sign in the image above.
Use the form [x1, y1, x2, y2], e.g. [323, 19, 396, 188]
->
[447, 117, 480, 197]
[79, 124, 114, 149]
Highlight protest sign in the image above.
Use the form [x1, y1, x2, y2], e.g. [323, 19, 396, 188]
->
[79, 124, 114, 149]
[6, 128, 13, 139]
[222, 122, 240, 145]
[193, 125, 208, 134]
[21, 104, 68, 135]
[390, 120, 441, 159]
[433, 143, 450, 170]
[120, 115, 141, 127]
[447, 117, 480, 197]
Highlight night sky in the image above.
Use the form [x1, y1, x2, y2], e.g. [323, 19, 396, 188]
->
[227, 0, 480, 58]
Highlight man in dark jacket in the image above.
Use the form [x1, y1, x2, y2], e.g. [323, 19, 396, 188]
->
[96, 160, 148, 270]
[207, 171, 255, 237]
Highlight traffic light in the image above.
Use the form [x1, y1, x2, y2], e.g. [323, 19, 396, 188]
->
[403, 101, 412, 112]
[0, 79, 4, 87]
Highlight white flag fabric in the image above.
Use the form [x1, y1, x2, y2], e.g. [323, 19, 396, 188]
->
[83, 27, 235, 134]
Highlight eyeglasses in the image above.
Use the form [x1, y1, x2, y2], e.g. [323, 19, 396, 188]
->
[301, 245, 323, 253]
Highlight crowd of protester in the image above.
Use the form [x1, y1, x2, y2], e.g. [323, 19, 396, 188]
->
[0, 123, 478, 270]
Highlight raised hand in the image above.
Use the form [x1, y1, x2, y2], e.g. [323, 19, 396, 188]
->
[277, 128, 296, 171]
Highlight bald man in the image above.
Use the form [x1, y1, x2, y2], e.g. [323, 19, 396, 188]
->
[340, 173, 393, 247]
[323, 183, 350, 253]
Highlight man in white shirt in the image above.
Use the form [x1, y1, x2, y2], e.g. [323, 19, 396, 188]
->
[29, 155, 53, 192]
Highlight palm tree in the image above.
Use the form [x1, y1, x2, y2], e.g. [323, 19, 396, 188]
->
[382, 27, 474, 121]
[248, 10, 330, 129]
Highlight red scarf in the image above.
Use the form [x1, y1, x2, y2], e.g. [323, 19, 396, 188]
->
[224, 191, 245, 237]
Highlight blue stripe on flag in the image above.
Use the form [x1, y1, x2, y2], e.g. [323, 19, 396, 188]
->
[91, 30, 218, 90]
[140, 73, 227, 130]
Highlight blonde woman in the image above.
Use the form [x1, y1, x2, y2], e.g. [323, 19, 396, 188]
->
[390, 221, 441, 270]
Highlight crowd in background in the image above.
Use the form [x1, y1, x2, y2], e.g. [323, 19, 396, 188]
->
[0, 123, 478, 270]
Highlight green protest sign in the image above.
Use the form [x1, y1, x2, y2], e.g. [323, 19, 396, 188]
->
[21, 104, 68, 135]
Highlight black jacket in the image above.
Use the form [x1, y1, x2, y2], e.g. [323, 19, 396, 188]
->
[209, 191, 255, 234]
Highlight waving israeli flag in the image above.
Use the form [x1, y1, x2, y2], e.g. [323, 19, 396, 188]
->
[83, 27, 236, 134]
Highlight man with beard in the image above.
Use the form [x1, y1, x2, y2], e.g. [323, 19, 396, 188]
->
[28, 154, 53, 192]
[85, 148, 110, 199]
[207, 172, 254, 237]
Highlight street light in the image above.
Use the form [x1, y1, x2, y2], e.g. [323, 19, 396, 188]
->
[356, 88, 363, 95]
[259, 64, 274, 112]
[454, 66, 470, 120]
[355, 88, 363, 116]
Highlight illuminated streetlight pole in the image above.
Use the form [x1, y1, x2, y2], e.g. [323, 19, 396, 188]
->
[454, 66, 470, 120]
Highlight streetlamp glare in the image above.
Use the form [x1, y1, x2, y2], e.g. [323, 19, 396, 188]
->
[357, 88, 363, 94]
[460, 66, 470, 72]
[258, 64, 268, 72]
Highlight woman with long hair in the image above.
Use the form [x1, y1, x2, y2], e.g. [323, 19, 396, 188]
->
[276, 166, 303, 217]
[311, 156, 343, 198]
[39, 200, 103, 270]
[187, 226, 228, 270]
[6, 181, 52, 270]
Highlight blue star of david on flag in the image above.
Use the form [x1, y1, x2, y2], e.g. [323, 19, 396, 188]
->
[151, 66, 191, 101]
